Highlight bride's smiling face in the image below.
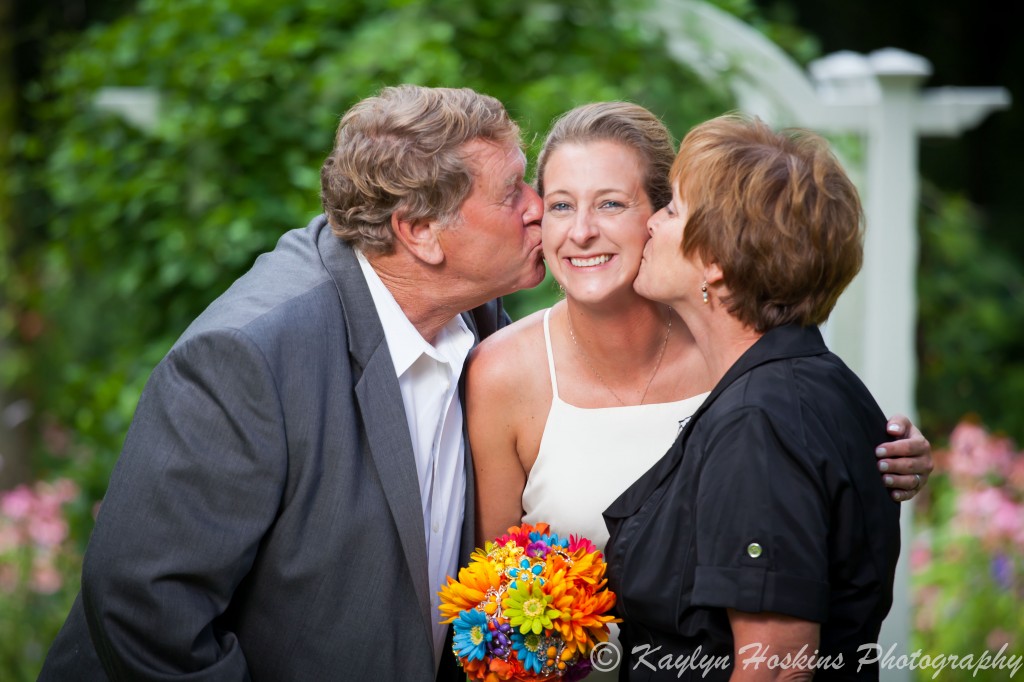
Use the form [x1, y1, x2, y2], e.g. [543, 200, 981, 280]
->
[541, 140, 655, 305]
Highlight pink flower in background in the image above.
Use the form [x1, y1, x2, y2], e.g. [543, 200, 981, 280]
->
[954, 488, 997, 531]
[0, 485, 35, 520]
[0, 523, 20, 553]
[956, 487, 1024, 550]
[915, 419, 1022, 655]
[913, 584, 941, 632]
[0, 477, 80, 594]
[0, 564, 17, 592]
[910, 537, 932, 571]
[947, 421, 1016, 484]
[1010, 456, 1024, 492]
[30, 556, 63, 594]
[992, 495, 1024, 541]
[942, 420, 1024, 552]
[28, 515, 69, 547]
[986, 629, 1014, 651]
[50, 478, 78, 504]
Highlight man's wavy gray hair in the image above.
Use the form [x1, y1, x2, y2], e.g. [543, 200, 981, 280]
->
[320, 85, 521, 254]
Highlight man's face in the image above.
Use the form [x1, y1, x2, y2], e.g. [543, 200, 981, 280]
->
[436, 139, 545, 304]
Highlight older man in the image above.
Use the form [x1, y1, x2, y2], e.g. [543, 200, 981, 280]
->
[40, 85, 543, 682]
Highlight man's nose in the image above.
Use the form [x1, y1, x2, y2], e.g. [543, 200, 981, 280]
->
[522, 185, 543, 225]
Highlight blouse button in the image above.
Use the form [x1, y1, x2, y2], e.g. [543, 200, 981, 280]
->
[746, 542, 763, 559]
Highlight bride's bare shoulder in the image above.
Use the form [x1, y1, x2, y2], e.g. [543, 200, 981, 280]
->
[467, 307, 551, 391]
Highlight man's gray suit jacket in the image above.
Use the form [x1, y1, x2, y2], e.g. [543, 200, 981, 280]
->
[39, 215, 509, 681]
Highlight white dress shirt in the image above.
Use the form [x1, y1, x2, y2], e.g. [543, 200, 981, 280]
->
[356, 251, 474, 668]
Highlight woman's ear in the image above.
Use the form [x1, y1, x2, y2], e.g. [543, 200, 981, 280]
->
[391, 212, 445, 265]
[704, 261, 724, 287]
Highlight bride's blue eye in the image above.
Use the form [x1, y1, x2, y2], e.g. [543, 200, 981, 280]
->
[549, 202, 571, 212]
[600, 200, 625, 210]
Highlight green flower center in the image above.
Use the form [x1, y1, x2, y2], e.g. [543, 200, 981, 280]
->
[470, 625, 485, 646]
[523, 597, 544, 618]
[524, 633, 542, 652]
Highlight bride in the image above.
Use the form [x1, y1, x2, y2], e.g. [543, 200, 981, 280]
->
[466, 102, 932, 679]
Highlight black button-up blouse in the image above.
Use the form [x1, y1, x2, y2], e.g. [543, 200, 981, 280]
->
[603, 324, 901, 681]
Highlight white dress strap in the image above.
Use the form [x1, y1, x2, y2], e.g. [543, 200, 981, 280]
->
[542, 308, 560, 400]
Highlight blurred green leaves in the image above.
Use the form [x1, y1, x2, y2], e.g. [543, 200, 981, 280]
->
[917, 184, 1024, 445]
[10, 0, 745, 497]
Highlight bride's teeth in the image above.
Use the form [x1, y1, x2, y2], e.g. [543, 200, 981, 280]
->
[570, 255, 611, 267]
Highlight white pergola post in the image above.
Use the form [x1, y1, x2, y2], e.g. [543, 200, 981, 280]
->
[649, 3, 1011, 679]
[828, 51, 932, 671]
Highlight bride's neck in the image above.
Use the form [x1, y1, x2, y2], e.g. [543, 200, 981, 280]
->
[563, 295, 671, 360]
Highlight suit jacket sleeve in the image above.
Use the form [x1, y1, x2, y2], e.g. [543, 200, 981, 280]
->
[82, 328, 287, 681]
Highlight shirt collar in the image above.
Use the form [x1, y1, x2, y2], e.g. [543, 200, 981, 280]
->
[356, 250, 471, 377]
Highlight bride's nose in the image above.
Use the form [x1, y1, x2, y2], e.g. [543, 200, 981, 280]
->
[569, 207, 600, 244]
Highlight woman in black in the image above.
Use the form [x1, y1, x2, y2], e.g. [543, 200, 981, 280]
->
[604, 114, 901, 681]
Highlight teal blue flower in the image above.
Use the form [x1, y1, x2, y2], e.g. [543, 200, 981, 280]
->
[452, 609, 491, 662]
[511, 629, 546, 674]
[529, 529, 568, 548]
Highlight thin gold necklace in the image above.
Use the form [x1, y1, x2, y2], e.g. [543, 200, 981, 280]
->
[566, 306, 672, 407]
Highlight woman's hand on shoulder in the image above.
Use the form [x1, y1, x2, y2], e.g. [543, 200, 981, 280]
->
[876, 414, 933, 502]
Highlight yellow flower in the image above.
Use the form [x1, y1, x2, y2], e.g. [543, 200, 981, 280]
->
[438, 559, 501, 624]
[477, 540, 525, 576]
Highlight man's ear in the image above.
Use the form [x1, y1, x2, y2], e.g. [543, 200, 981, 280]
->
[391, 212, 445, 265]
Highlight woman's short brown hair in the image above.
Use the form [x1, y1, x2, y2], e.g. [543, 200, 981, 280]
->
[536, 101, 676, 209]
[674, 113, 864, 331]
[320, 85, 521, 255]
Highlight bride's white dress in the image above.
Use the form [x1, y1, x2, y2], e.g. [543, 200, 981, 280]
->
[521, 309, 709, 680]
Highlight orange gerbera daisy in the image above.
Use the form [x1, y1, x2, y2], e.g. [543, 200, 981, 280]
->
[553, 587, 619, 652]
[438, 558, 501, 624]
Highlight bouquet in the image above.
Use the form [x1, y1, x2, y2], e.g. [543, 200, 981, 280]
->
[438, 522, 619, 681]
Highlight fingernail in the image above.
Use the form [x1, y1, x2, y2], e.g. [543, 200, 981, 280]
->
[878, 461, 889, 472]
[876, 447, 887, 457]
[892, 491, 903, 501]
[884, 475, 894, 486]
[888, 423, 901, 433]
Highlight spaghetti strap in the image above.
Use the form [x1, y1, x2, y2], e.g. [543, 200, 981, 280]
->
[542, 308, 560, 400]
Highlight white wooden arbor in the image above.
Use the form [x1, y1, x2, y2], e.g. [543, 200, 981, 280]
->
[647, 1, 1011, 678]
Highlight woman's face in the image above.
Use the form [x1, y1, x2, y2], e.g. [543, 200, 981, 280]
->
[634, 181, 701, 307]
[541, 141, 654, 305]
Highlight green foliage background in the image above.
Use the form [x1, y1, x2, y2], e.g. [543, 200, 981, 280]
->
[2, 0, 1022, 677]
[10, 0, 747, 507]
[916, 184, 1024, 444]
[0, 3, 756, 668]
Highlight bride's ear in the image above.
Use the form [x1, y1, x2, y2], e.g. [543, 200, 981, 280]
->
[391, 212, 445, 265]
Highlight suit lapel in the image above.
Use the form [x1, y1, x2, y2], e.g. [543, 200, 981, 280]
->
[354, 348, 433, 641]
[458, 312, 480, 562]
[314, 220, 434, 652]
[456, 300, 509, 559]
